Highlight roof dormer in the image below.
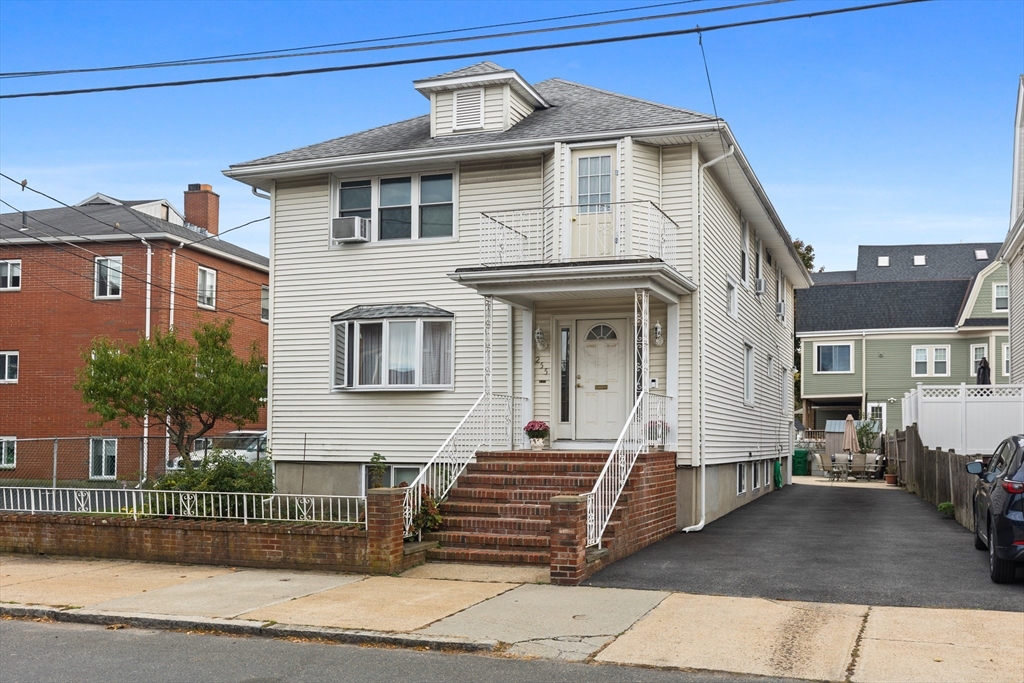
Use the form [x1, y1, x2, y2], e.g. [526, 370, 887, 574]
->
[414, 62, 549, 138]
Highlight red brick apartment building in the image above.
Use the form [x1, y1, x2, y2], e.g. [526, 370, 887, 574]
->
[0, 185, 269, 482]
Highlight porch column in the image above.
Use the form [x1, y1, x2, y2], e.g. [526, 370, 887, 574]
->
[483, 295, 493, 446]
[634, 289, 650, 401]
[666, 301, 680, 450]
[522, 307, 534, 426]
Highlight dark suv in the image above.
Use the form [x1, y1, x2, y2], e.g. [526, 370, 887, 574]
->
[966, 436, 1024, 583]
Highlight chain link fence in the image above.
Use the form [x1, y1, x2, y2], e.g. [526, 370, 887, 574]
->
[0, 436, 175, 487]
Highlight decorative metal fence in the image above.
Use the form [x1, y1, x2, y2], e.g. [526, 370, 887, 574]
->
[0, 487, 366, 526]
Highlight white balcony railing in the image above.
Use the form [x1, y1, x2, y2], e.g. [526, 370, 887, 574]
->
[479, 201, 676, 267]
[0, 487, 367, 526]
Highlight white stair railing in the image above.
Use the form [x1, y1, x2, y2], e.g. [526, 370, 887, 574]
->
[584, 391, 671, 547]
[403, 392, 528, 535]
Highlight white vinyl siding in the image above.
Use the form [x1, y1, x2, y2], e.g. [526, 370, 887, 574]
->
[1011, 256, 1024, 383]
[507, 88, 534, 127]
[94, 256, 122, 299]
[197, 267, 217, 309]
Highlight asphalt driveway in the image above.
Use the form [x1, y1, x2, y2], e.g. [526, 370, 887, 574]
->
[585, 481, 1024, 611]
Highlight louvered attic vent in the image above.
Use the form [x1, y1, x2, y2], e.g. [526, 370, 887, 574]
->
[453, 89, 484, 131]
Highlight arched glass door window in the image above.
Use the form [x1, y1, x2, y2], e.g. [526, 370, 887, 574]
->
[585, 324, 617, 341]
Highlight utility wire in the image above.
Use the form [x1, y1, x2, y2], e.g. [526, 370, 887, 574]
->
[0, 0, 932, 100]
[0, 0, 725, 79]
[0, 173, 271, 291]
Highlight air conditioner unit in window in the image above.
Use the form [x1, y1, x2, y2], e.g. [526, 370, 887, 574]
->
[755, 278, 766, 295]
[331, 216, 370, 244]
[776, 301, 785, 317]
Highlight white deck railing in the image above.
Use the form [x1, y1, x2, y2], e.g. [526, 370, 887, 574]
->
[584, 391, 671, 548]
[403, 392, 529, 535]
[902, 383, 1024, 455]
[479, 201, 675, 267]
[0, 487, 366, 526]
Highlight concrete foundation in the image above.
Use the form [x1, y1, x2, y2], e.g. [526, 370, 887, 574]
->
[675, 460, 781, 528]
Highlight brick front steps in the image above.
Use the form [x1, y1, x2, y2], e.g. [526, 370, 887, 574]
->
[425, 451, 610, 566]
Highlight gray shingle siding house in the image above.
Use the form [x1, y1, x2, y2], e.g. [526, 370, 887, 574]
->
[796, 243, 1008, 433]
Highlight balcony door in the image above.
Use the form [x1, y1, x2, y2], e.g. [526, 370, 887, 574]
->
[570, 149, 616, 259]
[575, 319, 629, 440]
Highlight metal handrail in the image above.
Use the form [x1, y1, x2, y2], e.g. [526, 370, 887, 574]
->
[0, 487, 366, 526]
[480, 199, 678, 229]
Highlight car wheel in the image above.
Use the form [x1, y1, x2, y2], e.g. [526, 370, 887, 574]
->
[974, 504, 986, 550]
[989, 518, 1015, 584]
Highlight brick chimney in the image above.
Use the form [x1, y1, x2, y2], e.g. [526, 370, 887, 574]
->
[184, 183, 219, 235]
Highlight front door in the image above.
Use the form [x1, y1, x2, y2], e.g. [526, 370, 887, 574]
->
[570, 149, 616, 259]
[575, 319, 629, 440]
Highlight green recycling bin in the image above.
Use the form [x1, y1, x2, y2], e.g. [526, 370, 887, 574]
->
[792, 449, 809, 476]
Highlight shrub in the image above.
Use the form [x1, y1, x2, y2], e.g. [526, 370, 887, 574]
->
[411, 486, 443, 533]
[937, 502, 955, 517]
[155, 452, 273, 493]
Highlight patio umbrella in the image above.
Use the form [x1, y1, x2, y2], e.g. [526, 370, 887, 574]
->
[976, 358, 992, 386]
[842, 414, 860, 454]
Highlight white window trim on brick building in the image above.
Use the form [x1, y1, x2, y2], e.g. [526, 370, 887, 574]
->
[89, 437, 117, 480]
[0, 437, 15, 469]
[197, 267, 217, 310]
[0, 259, 21, 291]
[260, 285, 269, 323]
[94, 256, 122, 299]
[0, 351, 18, 383]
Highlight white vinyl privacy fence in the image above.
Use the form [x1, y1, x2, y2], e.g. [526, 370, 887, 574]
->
[902, 383, 1024, 456]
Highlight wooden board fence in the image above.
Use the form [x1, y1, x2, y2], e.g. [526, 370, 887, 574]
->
[890, 425, 976, 533]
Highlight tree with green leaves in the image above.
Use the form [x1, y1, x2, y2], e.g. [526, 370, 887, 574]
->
[792, 239, 815, 272]
[77, 321, 266, 469]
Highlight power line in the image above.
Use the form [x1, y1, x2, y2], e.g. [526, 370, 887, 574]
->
[0, 0, 720, 79]
[0, 173, 271, 291]
[0, 0, 932, 100]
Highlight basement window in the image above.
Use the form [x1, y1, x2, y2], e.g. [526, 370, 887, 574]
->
[752, 460, 761, 489]
[737, 463, 746, 495]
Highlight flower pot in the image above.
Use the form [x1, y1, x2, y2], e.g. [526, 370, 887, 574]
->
[530, 437, 545, 451]
[885, 473, 898, 486]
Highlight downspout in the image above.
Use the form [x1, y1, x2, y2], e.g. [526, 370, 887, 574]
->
[142, 241, 152, 485]
[166, 243, 182, 469]
[862, 331, 867, 417]
[684, 144, 735, 533]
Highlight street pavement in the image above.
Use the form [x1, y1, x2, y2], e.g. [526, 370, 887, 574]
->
[2, 481, 1023, 682]
[586, 477, 1024, 610]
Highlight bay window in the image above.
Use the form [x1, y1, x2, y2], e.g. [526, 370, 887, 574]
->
[332, 307, 453, 390]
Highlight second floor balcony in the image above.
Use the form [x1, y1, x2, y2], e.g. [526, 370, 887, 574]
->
[479, 200, 677, 270]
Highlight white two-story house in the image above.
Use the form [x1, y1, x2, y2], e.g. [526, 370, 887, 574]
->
[225, 62, 812, 530]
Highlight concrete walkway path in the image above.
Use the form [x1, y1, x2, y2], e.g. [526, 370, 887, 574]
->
[2, 553, 1020, 682]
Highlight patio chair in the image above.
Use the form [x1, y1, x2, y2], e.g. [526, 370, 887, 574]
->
[865, 454, 881, 478]
[830, 454, 850, 482]
[819, 454, 834, 480]
[851, 452, 867, 479]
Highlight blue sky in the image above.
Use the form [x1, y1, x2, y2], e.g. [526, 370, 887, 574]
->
[1, 0, 1021, 271]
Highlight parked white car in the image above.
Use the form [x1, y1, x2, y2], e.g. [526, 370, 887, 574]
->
[172, 430, 268, 468]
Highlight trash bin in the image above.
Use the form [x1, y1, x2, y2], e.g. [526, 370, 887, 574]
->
[792, 449, 809, 476]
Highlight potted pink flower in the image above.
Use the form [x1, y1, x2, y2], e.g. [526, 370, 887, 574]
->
[524, 421, 550, 451]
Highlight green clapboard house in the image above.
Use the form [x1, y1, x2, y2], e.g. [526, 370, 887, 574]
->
[795, 242, 1008, 433]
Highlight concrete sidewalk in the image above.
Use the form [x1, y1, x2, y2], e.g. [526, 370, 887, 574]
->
[2, 553, 1021, 682]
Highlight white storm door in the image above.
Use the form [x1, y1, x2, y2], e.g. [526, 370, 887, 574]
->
[575, 319, 629, 440]
[570, 150, 616, 259]
[867, 402, 886, 434]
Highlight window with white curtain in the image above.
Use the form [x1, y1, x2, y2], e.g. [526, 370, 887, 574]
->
[197, 267, 217, 309]
[332, 316, 453, 390]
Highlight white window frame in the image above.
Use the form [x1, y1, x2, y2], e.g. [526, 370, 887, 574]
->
[0, 259, 21, 291]
[726, 276, 739, 319]
[0, 351, 18, 383]
[911, 345, 951, 378]
[332, 171, 457, 245]
[743, 343, 755, 406]
[740, 221, 750, 287]
[260, 285, 269, 323]
[764, 460, 771, 488]
[877, 256, 890, 267]
[1003, 343, 1010, 377]
[361, 463, 423, 494]
[452, 88, 485, 131]
[814, 342, 854, 374]
[737, 462, 746, 495]
[752, 458, 761, 490]
[0, 437, 15, 469]
[993, 283, 1009, 312]
[776, 266, 786, 322]
[971, 344, 989, 376]
[331, 317, 455, 391]
[866, 402, 887, 434]
[94, 256, 122, 299]
[197, 267, 217, 310]
[89, 437, 117, 480]
[913, 254, 927, 267]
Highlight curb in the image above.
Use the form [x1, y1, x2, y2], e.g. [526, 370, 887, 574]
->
[0, 605, 498, 653]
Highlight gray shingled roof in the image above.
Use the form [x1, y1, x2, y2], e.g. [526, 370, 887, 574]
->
[962, 317, 1008, 327]
[811, 270, 856, 284]
[331, 303, 453, 321]
[855, 243, 1000, 282]
[232, 78, 716, 168]
[0, 205, 268, 267]
[795, 280, 970, 332]
[419, 61, 507, 81]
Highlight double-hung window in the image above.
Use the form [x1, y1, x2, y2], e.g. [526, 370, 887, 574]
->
[260, 285, 270, 323]
[1003, 343, 1011, 377]
[0, 351, 18, 382]
[776, 266, 786, 321]
[726, 277, 739, 319]
[740, 221, 750, 286]
[336, 173, 454, 242]
[94, 256, 122, 299]
[332, 308, 454, 390]
[90, 437, 116, 480]
[0, 437, 15, 468]
[993, 283, 1009, 312]
[743, 343, 755, 405]
[971, 344, 989, 375]
[912, 345, 950, 377]
[197, 267, 217, 309]
[815, 343, 852, 373]
[0, 260, 21, 290]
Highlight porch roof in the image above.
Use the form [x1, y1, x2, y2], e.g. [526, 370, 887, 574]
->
[330, 303, 453, 321]
[449, 258, 695, 308]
